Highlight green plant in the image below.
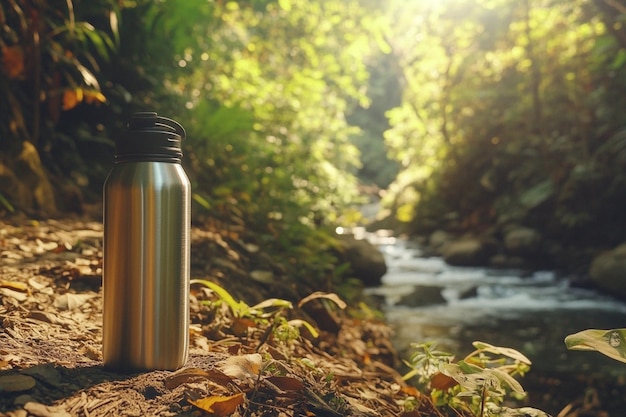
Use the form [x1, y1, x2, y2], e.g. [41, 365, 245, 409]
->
[403, 341, 548, 417]
[0, 0, 115, 146]
[565, 328, 626, 364]
[0, 193, 15, 213]
[191, 279, 320, 343]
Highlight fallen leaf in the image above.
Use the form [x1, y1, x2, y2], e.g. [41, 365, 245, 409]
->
[28, 278, 48, 291]
[164, 367, 232, 390]
[189, 393, 244, 416]
[37, 239, 58, 252]
[0, 279, 29, 292]
[217, 353, 262, 382]
[232, 317, 256, 337]
[80, 344, 101, 361]
[28, 311, 62, 325]
[345, 396, 380, 416]
[486, 404, 550, 416]
[287, 319, 319, 338]
[355, 387, 379, 400]
[266, 345, 288, 361]
[400, 385, 420, 397]
[53, 293, 94, 310]
[0, 287, 28, 302]
[74, 257, 91, 266]
[430, 372, 458, 391]
[250, 298, 293, 311]
[265, 375, 305, 392]
[23, 401, 71, 417]
[298, 292, 347, 310]
[243, 243, 259, 253]
[0, 374, 36, 392]
[19, 244, 32, 253]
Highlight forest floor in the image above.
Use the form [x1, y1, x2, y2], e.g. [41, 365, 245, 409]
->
[0, 217, 447, 417]
[0, 217, 625, 417]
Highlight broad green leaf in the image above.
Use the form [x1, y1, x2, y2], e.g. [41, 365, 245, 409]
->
[192, 193, 211, 210]
[565, 328, 626, 364]
[486, 404, 551, 417]
[0, 193, 15, 213]
[490, 368, 525, 394]
[456, 360, 483, 374]
[80, 22, 114, 60]
[442, 363, 500, 392]
[191, 279, 250, 317]
[288, 319, 319, 338]
[472, 341, 532, 365]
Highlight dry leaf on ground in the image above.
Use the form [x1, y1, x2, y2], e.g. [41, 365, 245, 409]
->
[189, 392, 244, 416]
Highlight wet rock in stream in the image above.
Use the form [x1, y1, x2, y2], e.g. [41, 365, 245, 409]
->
[397, 285, 446, 306]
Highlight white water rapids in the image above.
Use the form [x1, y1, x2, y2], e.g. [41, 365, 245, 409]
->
[364, 232, 626, 377]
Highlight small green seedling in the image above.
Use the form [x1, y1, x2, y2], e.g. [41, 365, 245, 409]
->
[404, 341, 549, 417]
[192, 279, 331, 342]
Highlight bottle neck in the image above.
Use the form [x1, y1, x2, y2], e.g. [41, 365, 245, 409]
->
[114, 154, 182, 164]
[116, 113, 185, 163]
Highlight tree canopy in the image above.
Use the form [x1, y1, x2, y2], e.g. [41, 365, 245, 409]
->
[2, 0, 626, 272]
[382, 0, 626, 267]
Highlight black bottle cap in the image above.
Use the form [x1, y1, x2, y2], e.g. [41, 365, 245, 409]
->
[115, 112, 186, 163]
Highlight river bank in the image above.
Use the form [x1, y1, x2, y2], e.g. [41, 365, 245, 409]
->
[366, 231, 626, 416]
[3, 216, 625, 416]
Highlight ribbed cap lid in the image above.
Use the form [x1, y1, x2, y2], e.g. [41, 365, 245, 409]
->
[115, 112, 186, 163]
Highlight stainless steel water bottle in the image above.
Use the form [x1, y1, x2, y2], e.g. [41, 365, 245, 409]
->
[103, 112, 190, 372]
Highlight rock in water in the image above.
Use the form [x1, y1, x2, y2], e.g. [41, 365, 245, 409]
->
[504, 226, 541, 256]
[338, 235, 387, 287]
[442, 238, 495, 267]
[398, 285, 446, 307]
[590, 243, 626, 299]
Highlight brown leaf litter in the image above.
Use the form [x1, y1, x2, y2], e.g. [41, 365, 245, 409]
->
[0, 218, 446, 417]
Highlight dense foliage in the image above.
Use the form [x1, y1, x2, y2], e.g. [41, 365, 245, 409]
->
[382, 0, 626, 267]
[2, 0, 626, 273]
[0, 0, 389, 293]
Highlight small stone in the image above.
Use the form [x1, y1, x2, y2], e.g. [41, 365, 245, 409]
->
[398, 285, 446, 307]
[0, 374, 36, 393]
[337, 235, 387, 287]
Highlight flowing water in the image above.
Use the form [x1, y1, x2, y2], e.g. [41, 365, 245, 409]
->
[364, 232, 626, 383]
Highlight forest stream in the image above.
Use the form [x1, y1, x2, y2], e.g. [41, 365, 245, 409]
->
[363, 229, 626, 415]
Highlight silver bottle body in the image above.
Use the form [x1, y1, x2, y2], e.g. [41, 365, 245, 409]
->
[103, 161, 190, 371]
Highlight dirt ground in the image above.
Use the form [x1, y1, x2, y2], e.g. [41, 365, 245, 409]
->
[0, 218, 449, 417]
[2, 218, 626, 417]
